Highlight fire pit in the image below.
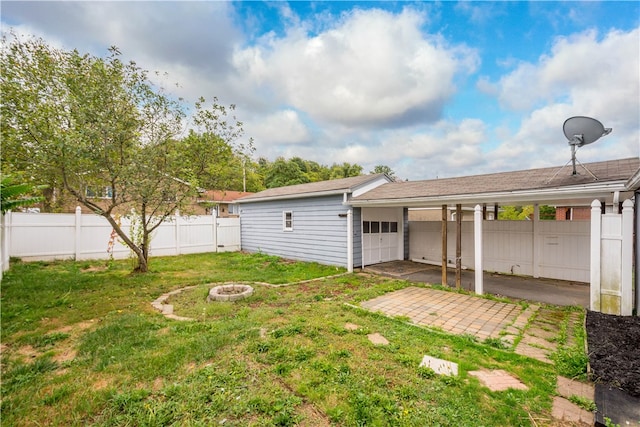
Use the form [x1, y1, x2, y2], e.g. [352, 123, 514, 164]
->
[207, 284, 254, 302]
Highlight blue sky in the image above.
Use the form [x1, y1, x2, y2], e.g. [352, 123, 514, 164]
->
[2, 1, 638, 181]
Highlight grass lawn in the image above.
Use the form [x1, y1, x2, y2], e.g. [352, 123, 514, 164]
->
[1, 252, 571, 426]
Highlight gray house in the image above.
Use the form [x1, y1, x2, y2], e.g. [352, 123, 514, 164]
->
[236, 174, 394, 271]
[237, 158, 638, 274]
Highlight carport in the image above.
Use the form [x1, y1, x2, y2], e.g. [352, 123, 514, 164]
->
[350, 158, 639, 312]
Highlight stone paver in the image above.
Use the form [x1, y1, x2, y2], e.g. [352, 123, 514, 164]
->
[468, 369, 528, 392]
[359, 273, 593, 426]
[557, 376, 594, 401]
[419, 355, 458, 376]
[360, 286, 522, 341]
[367, 333, 389, 345]
[552, 397, 594, 426]
[344, 323, 360, 331]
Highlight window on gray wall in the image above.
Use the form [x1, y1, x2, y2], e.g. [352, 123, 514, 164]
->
[283, 211, 293, 231]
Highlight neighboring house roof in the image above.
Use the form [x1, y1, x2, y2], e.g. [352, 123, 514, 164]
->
[237, 174, 391, 203]
[199, 190, 254, 203]
[351, 158, 640, 208]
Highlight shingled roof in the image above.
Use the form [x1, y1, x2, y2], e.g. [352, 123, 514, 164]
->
[351, 157, 639, 207]
[237, 173, 390, 202]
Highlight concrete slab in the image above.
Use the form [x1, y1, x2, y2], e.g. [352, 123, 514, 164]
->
[419, 355, 458, 376]
[365, 261, 589, 307]
[468, 369, 528, 392]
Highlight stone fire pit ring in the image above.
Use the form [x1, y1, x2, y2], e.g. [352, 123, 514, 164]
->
[208, 283, 254, 302]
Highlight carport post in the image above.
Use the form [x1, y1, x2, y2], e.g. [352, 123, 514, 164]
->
[456, 204, 462, 289]
[441, 205, 447, 286]
[474, 205, 483, 295]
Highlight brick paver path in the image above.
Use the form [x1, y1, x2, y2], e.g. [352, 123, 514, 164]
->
[360, 286, 523, 340]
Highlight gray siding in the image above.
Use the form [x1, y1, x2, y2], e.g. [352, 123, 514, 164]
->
[240, 195, 352, 267]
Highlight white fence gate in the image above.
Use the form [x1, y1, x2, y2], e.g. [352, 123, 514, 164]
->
[0, 208, 240, 272]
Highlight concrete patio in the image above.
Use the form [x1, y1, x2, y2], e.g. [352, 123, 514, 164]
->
[364, 260, 589, 307]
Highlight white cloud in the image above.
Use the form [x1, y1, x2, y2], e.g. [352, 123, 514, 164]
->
[248, 109, 311, 146]
[232, 7, 478, 127]
[480, 27, 640, 173]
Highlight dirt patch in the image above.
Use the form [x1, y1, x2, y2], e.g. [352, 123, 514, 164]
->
[296, 402, 331, 426]
[16, 345, 38, 360]
[586, 311, 640, 397]
[52, 347, 77, 364]
[92, 377, 112, 391]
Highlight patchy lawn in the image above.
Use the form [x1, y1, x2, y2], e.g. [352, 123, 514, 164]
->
[2, 252, 565, 426]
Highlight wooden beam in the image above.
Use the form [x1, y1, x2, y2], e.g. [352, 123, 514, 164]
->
[456, 204, 462, 289]
[441, 204, 447, 286]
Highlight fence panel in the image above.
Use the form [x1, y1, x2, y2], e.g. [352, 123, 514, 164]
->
[410, 219, 590, 282]
[217, 217, 241, 252]
[3, 209, 240, 264]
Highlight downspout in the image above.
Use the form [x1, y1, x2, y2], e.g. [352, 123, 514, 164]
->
[347, 209, 353, 273]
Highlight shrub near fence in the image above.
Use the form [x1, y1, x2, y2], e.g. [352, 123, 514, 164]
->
[0, 207, 240, 269]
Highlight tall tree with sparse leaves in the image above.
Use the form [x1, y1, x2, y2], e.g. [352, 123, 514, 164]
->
[1, 33, 249, 272]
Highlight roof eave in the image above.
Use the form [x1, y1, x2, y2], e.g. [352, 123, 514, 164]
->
[350, 181, 629, 208]
[237, 188, 350, 203]
[625, 167, 640, 191]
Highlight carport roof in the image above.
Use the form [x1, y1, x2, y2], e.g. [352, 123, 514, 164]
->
[351, 157, 639, 208]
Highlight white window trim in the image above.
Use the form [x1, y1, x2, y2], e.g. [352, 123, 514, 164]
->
[283, 211, 293, 231]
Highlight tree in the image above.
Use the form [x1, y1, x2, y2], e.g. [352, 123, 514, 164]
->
[264, 157, 310, 188]
[0, 175, 45, 214]
[370, 165, 397, 180]
[1, 33, 248, 272]
[498, 205, 556, 220]
[329, 162, 363, 179]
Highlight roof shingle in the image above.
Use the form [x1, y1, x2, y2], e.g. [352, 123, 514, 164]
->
[353, 158, 639, 201]
[238, 174, 389, 202]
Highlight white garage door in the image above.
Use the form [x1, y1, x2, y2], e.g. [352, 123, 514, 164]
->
[362, 208, 403, 266]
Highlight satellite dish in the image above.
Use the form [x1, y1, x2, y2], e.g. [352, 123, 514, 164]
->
[563, 116, 612, 147]
[562, 116, 612, 176]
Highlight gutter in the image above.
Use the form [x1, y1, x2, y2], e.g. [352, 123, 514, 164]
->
[350, 181, 629, 208]
[237, 189, 352, 204]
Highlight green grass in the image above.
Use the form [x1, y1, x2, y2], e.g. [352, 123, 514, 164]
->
[2, 252, 568, 426]
[550, 308, 589, 380]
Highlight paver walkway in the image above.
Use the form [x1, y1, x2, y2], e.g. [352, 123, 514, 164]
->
[360, 286, 531, 341]
[360, 284, 595, 426]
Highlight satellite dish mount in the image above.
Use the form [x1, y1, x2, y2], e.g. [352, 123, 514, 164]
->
[549, 116, 611, 181]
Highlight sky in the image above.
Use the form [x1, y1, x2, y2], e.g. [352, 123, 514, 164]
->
[2, 1, 639, 181]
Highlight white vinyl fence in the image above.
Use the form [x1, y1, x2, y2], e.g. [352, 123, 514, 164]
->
[409, 219, 590, 283]
[0, 207, 240, 272]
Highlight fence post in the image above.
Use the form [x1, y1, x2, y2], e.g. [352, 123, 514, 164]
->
[212, 210, 218, 252]
[75, 206, 82, 260]
[175, 210, 181, 255]
[621, 199, 634, 315]
[0, 211, 10, 278]
[590, 200, 602, 312]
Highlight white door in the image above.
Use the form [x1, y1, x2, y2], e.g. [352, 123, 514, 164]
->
[362, 208, 402, 265]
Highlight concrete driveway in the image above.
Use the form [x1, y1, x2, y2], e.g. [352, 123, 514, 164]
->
[364, 260, 589, 307]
